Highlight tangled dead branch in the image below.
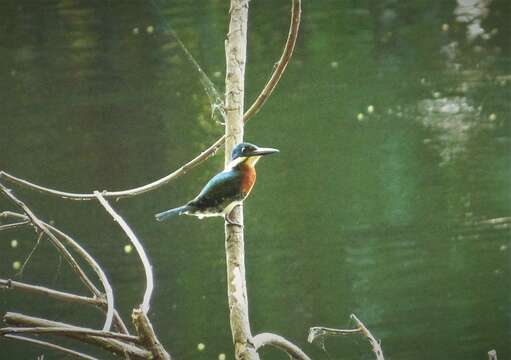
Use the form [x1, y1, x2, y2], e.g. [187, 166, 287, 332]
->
[0, 186, 170, 359]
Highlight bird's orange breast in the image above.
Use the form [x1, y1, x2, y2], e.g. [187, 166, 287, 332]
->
[240, 164, 256, 197]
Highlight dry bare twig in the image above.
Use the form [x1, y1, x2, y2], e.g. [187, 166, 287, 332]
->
[308, 314, 384, 360]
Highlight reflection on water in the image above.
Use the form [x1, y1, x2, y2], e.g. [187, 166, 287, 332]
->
[454, 0, 492, 41]
[1, 0, 510, 359]
[418, 96, 486, 165]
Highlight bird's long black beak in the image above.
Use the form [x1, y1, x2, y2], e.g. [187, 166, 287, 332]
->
[249, 147, 279, 156]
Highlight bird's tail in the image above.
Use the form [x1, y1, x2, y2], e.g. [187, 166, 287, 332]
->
[155, 205, 190, 222]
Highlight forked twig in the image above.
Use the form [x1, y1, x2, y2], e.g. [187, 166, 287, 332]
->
[351, 314, 384, 360]
[308, 314, 384, 360]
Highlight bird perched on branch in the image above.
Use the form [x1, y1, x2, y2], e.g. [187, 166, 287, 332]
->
[155, 142, 279, 225]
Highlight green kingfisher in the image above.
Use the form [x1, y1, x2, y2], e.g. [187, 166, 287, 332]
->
[155, 142, 279, 224]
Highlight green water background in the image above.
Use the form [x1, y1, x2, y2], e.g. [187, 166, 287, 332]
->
[1, 0, 510, 359]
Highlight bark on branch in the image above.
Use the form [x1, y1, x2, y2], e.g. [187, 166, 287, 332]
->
[223, 1, 259, 359]
[132, 308, 171, 360]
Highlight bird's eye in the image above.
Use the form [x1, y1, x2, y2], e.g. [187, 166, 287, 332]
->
[241, 146, 246, 153]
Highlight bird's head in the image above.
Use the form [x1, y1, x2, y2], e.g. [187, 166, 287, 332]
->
[228, 142, 279, 167]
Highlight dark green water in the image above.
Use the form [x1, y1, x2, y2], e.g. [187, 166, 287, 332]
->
[1, 1, 510, 359]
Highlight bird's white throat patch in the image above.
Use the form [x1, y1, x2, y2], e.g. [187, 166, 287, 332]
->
[226, 156, 261, 169]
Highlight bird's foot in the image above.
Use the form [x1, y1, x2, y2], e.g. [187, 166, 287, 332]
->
[225, 210, 243, 227]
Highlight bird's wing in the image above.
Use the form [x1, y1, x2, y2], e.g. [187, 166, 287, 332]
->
[189, 170, 243, 211]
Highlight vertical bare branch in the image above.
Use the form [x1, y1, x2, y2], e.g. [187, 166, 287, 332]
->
[224, 1, 259, 359]
[94, 192, 153, 314]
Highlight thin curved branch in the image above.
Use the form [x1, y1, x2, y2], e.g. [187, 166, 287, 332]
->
[3, 334, 99, 360]
[253, 333, 312, 360]
[0, 135, 224, 200]
[244, 0, 301, 120]
[0, 0, 301, 201]
[95, 192, 153, 314]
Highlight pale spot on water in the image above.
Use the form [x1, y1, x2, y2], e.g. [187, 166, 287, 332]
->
[124, 244, 133, 254]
